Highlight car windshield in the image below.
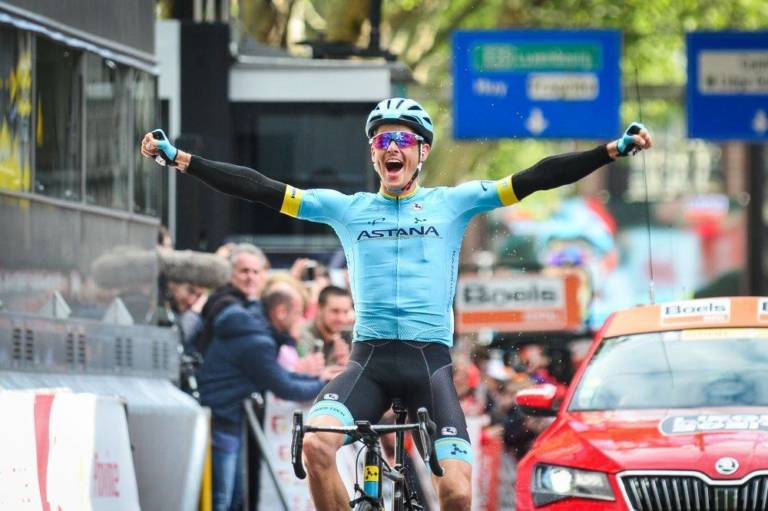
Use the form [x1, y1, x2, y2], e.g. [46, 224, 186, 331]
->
[569, 328, 768, 411]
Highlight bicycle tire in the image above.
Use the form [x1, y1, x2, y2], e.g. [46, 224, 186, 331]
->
[354, 501, 380, 511]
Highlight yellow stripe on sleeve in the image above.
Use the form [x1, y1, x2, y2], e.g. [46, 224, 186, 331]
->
[280, 185, 303, 217]
[496, 176, 519, 206]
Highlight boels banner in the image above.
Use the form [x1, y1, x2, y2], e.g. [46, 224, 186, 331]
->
[455, 272, 585, 333]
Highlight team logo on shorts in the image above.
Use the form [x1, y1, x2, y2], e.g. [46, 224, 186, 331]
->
[324, 393, 339, 401]
[441, 426, 457, 436]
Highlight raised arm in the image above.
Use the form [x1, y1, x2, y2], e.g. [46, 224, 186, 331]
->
[140, 130, 294, 213]
[512, 122, 652, 201]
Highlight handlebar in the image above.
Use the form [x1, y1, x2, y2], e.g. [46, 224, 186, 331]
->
[290, 407, 444, 479]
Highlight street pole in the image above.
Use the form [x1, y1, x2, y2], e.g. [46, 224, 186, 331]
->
[747, 143, 765, 295]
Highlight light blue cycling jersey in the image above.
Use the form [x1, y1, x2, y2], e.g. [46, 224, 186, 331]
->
[280, 177, 519, 346]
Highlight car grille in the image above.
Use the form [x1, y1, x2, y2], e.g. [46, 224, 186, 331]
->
[620, 473, 768, 511]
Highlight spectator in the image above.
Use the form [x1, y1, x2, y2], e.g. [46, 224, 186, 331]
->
[197, 269, 341, 511]
[158, 224, 173, 249]
[262, 272, 311, 336]
[519, 344, 559, 386]
[261, 277, 320, 374]
[196, 243, 269, 356]
[297, 285, 353, 367]
[289, 257, 331, 320]
[166, 281, 207, 344]
[500, 376, 551, 459]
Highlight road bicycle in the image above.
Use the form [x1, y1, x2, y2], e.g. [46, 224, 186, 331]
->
[291, 399, 443, 510]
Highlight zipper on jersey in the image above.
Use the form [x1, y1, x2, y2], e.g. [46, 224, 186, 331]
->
[395, 195, 401, 339]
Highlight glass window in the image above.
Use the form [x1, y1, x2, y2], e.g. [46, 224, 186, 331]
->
[570, 329, 768, 411]
[35, 38, 82, 201]
[132, 70, 161, 216]
[85, 54, 129, 209]
[0, 26, 33, 192]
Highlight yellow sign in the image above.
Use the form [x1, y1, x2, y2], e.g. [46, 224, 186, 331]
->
[364, 466, 379, 482]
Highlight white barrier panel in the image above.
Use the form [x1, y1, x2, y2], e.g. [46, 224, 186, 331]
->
[0, 390, 141, 511]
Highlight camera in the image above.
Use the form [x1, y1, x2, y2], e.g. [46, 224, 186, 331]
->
[303, 261, 317, 281]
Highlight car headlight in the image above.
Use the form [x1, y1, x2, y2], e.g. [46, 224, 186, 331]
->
[531, 464, 615, 507]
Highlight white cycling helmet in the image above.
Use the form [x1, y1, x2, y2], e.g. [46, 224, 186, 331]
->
[365, 98, 434, 146]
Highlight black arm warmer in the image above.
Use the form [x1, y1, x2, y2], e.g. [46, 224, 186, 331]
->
[511, 145, 613, 201]
[185, 156, 287, 211]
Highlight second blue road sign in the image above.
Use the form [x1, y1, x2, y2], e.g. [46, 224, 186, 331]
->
[687, 31, 768, 141]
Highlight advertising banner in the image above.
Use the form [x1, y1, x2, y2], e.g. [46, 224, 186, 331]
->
[456, 272, 584, 333]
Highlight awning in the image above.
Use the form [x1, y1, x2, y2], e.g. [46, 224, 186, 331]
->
[0, 11, 158, 74]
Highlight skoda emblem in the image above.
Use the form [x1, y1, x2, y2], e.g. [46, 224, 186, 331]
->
[715, 457, 739, 475]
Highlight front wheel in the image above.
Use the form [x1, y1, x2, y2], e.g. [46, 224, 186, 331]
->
[355, 501, 379, 511]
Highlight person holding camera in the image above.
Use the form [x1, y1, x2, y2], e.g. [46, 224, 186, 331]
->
[298, 285, 353, 367]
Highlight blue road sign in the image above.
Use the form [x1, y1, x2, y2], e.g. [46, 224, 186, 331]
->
[452, 30, 621, 140]
[687, 31, 768, 141]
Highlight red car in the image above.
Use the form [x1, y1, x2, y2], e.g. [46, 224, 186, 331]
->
[515, 296, 768, 511]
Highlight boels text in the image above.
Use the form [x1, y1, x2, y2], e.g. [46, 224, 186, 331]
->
[462, 282, 559, 307]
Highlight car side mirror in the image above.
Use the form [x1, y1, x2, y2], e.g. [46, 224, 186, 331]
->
[515, 383, 560, 417]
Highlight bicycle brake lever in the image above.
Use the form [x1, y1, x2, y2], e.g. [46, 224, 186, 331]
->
[416, 408, 444, 477]
[291, 411, 307, 479]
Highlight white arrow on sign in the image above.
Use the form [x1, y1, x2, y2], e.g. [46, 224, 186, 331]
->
[525, 107, 548, 135]
[753, 109, 768, 135]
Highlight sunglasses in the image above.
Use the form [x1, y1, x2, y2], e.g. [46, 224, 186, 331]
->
[369, 131, 424, 150]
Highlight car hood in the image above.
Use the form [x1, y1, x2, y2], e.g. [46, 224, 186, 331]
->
[546, 408, 768, 479]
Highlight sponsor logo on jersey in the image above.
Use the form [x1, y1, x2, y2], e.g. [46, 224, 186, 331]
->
[412, 203, 423, 211]
[357, 225, 441, 241]
[441, 426, 457, 436]
[450, 443, 468, 456]
[368, 217, 386, 226]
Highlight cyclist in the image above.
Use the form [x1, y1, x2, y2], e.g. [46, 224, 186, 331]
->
[141, 98, 652, 511]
